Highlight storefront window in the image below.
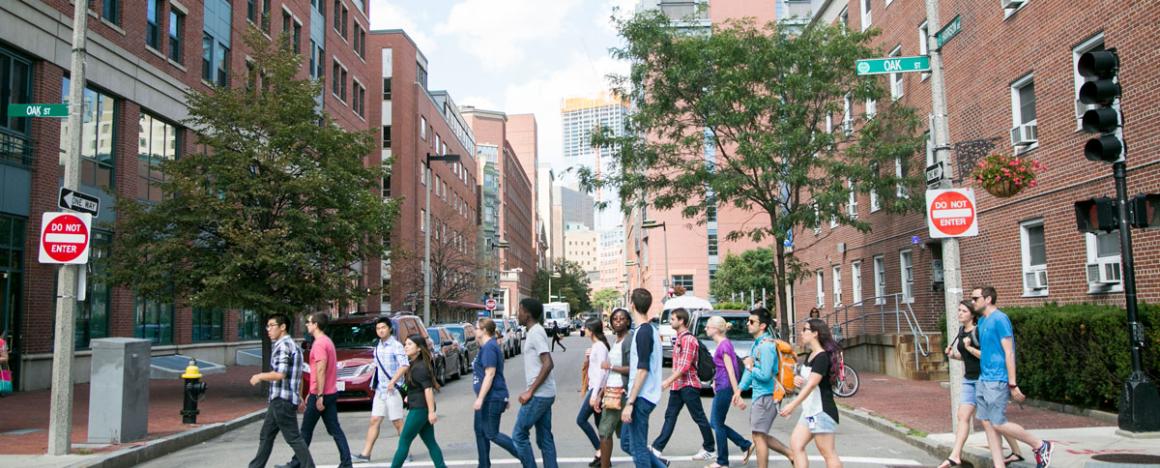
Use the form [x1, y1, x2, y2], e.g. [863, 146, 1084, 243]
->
[135, 296, 175, 345]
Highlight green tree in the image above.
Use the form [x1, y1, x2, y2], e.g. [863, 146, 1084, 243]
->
[710, 248, 776, 301]
[107, 29, 397, 368]
[531, 260, 593, 314]
[584, 14, 925, 337]
[593, 288, 623, 314]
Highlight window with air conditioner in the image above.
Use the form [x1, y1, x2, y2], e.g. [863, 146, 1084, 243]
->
[1010, 74, 1038, 150]
[816, 270, 825, 308]
[900, 249, 913, 303]
[873, 255, 886, 304]
[1020, 219, 1048, 295]
[851, 261, 863, 304]
[1085, 231, 1122, 292]
[889, 45, 904, 100]
[1002, 0, 1028, 14]
[832, 265, 842, 307]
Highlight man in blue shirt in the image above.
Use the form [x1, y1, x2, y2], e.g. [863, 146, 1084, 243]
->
[972, 286, 1054, 468]
[620, 288, 669, 468]
[355, 317, 409, 463]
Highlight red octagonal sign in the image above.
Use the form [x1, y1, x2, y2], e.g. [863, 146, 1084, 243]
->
[926, 189, 978, 238]
[39, 212, 92, 264]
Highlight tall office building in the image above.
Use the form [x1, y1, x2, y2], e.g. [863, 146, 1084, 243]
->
[560, 92, 629, 230]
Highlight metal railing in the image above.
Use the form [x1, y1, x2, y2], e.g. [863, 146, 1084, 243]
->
[0, 130, 33, 167]
[793, 293, 932, 371]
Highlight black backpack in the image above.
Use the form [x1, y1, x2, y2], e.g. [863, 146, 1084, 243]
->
[692, 336, 716, 382]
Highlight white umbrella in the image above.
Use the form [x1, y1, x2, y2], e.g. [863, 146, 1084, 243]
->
[662, 294, 713, 311]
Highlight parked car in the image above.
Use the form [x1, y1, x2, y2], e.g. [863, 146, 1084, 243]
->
[688, 310, 757, 361]
[506, 318, 524, 353]
[304, 313, 432, 405]
[494, 319, 519, 358]
[441, 323, 478, 375]
[427, 327, 463, 385]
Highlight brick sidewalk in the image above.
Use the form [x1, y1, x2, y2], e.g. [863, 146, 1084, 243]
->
[840, 372, 1108, 434]
[0, 365, 266, 455]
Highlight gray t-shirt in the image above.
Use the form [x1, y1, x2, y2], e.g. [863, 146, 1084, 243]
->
[523, 323, 557, 398]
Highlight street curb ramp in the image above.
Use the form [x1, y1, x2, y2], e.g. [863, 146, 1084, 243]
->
[838, 404, 1005, 468]
[67, 409, 266, 468]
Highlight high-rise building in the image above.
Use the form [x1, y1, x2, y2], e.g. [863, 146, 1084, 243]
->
[595, 226, 627, 294]
[564, 228, 600, 282]
[560, 92, 629, 230]
[552, 185, 595, 262]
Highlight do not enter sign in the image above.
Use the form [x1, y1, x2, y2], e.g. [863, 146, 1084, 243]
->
[926, 189, 978, 238]
[39, 212, 92, 264]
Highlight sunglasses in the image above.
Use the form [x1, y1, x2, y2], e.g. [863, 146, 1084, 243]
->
[747, 318, 759, 324]
[970, 296, 983, 301]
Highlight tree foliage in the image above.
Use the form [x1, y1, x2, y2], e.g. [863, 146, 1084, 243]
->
[107, 29, 397, 319]
[583, 13, 926, 336]
[592, 288, 623, 314]
[710, 248, 775, 300]
[531, 260, 593, 314]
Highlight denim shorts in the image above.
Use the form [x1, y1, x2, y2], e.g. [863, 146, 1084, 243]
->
[975, 381, 1010, 425]
[961, 379, 977, 406]
[799, 411, 838, 434]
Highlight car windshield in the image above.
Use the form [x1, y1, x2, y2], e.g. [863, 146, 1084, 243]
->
[495, 321, 507, 332]
[324, 322, 377, 348]
[660, 309, 671, 325]
[426, 328, 441, 345]
[692, 316, 753, 342]
[445, 327, 466, 344]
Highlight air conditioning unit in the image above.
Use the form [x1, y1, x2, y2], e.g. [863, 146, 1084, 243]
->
[1010, 122, 1038, 146]
[1001, 0, 1026, 9]
[1086, 261, 1122, 285]
[1024, 270, 1048, 290]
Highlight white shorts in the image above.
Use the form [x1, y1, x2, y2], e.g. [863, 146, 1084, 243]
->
[371, 389, 405, 420]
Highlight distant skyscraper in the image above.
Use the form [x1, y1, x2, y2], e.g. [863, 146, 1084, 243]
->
[560, 92, 629, 230]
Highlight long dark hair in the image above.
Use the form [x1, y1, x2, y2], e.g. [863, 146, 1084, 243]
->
[806, 318, 842, 383]
[585, 318, 610, 351]
[406, 334, 440, 391]
[959, 300, 981, 325]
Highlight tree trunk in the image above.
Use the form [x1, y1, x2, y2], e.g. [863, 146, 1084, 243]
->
[260, 329, 272, 396]
[774, 239, 791, 339]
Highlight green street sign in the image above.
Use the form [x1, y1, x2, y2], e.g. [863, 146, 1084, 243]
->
[7, 104, 69, 118]
[936, 15, 962, 49]
[856, 56, 931, 75]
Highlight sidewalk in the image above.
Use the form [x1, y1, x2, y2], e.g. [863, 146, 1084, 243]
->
[0, 364, 266, 457]
[840, 372, 1160, 467]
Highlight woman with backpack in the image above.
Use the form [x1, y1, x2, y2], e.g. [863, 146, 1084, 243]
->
[391, 335, 446, 468]
[778, 318, 842, 468]
[705, 315, 754, 468]
[595, 307, 632, 468]
[938, 300, 1025, 468]
[578, 318, 609, 467]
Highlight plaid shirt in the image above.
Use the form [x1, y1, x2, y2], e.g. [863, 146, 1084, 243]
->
[269, 335, 303, 405]
[672, 330, 701, 390]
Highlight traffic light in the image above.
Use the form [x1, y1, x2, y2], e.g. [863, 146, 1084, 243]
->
[1130, 194, 1160, 229]
[1077, 49, 1123, 163]
[1075, 197, 1119, 233]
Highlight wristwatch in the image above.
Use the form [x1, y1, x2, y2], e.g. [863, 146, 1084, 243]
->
[1008, 383, 1018, 389]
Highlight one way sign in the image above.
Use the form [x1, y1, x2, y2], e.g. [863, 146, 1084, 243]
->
[58, 188, 100, 216]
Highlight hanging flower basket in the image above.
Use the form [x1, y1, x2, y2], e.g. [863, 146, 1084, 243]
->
[972, 153, 1045, 199]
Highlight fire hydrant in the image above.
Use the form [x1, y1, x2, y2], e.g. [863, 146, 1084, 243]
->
[181, 360, 208, 424]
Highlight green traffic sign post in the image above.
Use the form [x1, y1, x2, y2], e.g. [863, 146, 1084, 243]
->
[856, 56, 931, 75]
[936, 15, 962, 49]
[7, 103, 69, 118]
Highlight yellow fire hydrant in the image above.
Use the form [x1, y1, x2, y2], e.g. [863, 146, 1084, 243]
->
[181, 360, 208, 424]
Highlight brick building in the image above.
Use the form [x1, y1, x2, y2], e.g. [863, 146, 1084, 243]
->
[790, 0, 1160, 377]
[0, 0, 382, 390]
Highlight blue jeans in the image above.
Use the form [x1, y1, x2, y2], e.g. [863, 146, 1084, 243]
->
[652, 387, 715, 452]
[621, 397, 667, 468]
[289, 394, 351, 468]
[513, 396, 558, 468]
[475, 400, 519, 468]
[576, 389, 602, 450]
[711, 390, 752, 465]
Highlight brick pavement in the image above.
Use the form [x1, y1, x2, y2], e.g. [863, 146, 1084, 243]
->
[839, 372, 1108, 434]
[0, 365, 266, 455]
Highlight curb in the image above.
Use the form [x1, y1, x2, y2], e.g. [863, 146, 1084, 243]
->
[68, 409, 266, 468]
[837, 404, 998, 468]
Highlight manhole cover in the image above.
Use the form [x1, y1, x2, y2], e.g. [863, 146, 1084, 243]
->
[1091, 454, 1160, 464]
[0, 428, 42, 436]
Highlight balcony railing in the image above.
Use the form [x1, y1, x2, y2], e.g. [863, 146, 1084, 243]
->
[0, 130, 33, 167]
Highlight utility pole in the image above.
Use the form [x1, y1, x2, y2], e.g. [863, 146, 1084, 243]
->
[924, 0, 966, 433]
[48, 0, 89, 455]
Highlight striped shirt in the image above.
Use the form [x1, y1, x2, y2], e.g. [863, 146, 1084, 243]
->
[269, 335, 303, 405]
[373, 336, 409, 391]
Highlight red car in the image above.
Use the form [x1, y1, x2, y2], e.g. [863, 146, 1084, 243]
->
[302, 313, 432, 405]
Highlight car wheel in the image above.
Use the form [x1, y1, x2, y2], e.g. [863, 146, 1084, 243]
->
[460, 353, 469, 375]
[436, 360, 446, 386]
[451, 356, 461, 381]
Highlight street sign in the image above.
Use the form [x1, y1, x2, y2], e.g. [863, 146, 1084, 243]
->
[926, 189, 978, 238]
[856, 56, 931, 75]
[39, 212, 92, 264]
[7, 103, 69, 118]
[936, 15, 962, 49]
[58, 188, 100, 215]
[485, 298, 498, 311]
[925, 161, 945, 188]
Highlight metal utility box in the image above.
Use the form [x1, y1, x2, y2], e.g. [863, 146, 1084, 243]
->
[88, 338, 151, 444]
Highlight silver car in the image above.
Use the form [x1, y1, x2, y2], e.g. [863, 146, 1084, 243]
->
[688, 310, 758, 362]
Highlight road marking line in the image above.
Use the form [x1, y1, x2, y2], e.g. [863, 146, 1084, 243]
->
[321, 454, 924, 467]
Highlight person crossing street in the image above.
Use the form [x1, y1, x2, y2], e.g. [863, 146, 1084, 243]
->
[280, 312, 352, 468]
[247, 314, 315, 468]
[650, 308, 715, 462]
[738, 307, 793, 468]
[513, 298, 559, 468]
[354, 317, 410, 463]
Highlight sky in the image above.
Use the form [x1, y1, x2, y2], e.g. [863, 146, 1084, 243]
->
[368, 0, 636, 178]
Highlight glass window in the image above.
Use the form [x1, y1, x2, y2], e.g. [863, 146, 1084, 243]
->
[333, 0, 342, 32]
[146, 0, 163, 49]
[192, 308, 224, 342]
[900, 249, 913, 302]
[873, 255, 885, 304]
[832, 265, 842, 306]
[262, 0, 271, 33]
[102, 0, 121, 25]
[135, 296, 175, 345]
[0, 215, 26, 352]
[201, 33, 213, 82]
[138, 112, 179, 202]
[383, 77, 392, 99]
[815, 270, 825, 307]
[75, 231, 111, 349]
[889, 45, 903, 100]
[60, 79, 116, 191]
[671, 274, 694, 292]
[860, 0, 871, 31]
[247, 0, 257, 23]
[216, 43, 229, 87]
[238, 309, 262, 340]
[851, 261, 862, 304]
[382, 125, 391, 148]
[168, 8, 184, 63]
[707, 232, 718, 256]
[293, 22, 302, 54]
[1, 47, 34, 140]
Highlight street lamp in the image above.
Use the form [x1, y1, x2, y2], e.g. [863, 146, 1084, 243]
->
[423, 152, 461, 326]
[547, 271, 562, 302]
[641, 220, 670, 289]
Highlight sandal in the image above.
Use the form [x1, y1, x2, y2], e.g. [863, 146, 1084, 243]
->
[705, 464, 726, 468]
[938, 458, 962, 468]
[1004, 452, 1025, 465]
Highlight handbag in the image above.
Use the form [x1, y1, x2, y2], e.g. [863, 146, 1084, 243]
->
[0, 364, 13, 396]
[601, 387, 625, 411]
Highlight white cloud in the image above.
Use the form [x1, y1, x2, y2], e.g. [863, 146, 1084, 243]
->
[436, 0, 584, 69]
[370, 1, 438, 54]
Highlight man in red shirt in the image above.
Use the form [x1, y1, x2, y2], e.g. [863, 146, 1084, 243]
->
[283, 312, 352, 468]
[650, 308, 716, 461]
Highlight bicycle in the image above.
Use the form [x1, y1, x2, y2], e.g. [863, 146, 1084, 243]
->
[832, 330, 859, 397]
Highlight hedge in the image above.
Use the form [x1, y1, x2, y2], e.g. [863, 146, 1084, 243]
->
[1003, 303, 1160, 411]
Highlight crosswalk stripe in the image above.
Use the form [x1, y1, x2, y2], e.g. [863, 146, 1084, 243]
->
[321, 454, 924, 467]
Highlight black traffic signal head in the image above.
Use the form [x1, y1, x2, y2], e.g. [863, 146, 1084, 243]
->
[1085, 134, 1124, 163]
[1075, 197, 1119, 233]
[1078, 50, 1119, 78]
[1077, 49, 1123, 164]
[1130, 194, 1160, 229]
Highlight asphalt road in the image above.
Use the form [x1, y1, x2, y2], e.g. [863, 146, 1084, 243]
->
[141, 334, 939, 467]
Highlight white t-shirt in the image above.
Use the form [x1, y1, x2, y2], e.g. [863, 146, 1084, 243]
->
[587, 341, 609, 393]
[606, 335, 627, 388]
[799, 362, 824, 417]
[523, 323, 557, 398]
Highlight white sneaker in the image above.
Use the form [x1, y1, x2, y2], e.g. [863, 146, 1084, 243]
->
[692, 449, 715, 461]
[650, 447, 664, 459]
